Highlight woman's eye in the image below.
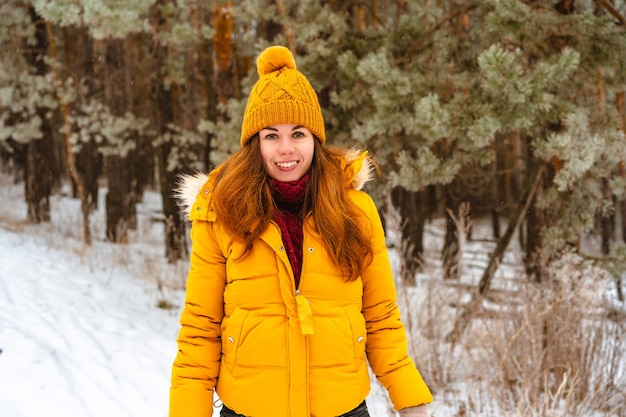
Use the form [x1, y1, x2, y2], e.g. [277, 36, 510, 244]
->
[263, 133, 277, 140]
[293, 131, 305, 138]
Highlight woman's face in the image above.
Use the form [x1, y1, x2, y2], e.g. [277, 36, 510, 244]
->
[259, 124, 315, 182]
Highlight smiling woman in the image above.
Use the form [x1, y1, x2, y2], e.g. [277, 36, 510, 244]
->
[169, 45, 433, 417]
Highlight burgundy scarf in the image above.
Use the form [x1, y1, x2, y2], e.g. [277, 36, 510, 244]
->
[272, 174, 308, 288]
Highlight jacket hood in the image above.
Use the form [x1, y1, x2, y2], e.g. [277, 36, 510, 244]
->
[175, 148, 375, 218]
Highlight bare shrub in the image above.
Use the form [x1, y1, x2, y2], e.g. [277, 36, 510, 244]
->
[461, 252, 626, 417]
[399, 221, 625, 417]
[400, 274, 459, 388]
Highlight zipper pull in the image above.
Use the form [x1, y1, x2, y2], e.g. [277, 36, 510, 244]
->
[295, 291, 314, 335]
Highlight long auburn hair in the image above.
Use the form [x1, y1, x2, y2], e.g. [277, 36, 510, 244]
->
[212, 136, 375, 281]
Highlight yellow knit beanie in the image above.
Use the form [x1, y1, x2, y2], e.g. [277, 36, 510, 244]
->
[240, 45, 326, 147]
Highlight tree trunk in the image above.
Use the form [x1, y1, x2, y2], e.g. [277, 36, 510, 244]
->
[354, 2, 367, 33]
[25, 136, 52, 223]
[212, 4, 236, 105]
[195, 11, 216, 171]
[153, 0, 186, 262]
[621, 180, 626, 246]
[122, 36, 141, 230]
[23, 7, 54, 223]
[601, 177, 615, 255]
[103, 39, 135, 242]
[479, 164, 545, 294]
[133, 32, 155, 198]
[491, 138, 501, 240]
[618, 192, 625, 302]
[391, 186, 428, 285]
[524, 139, 550, 282]
[50, 25, 98, 244]
[618, 191, 625, 302]
[510, 130, 527, 252]
[617, 90, 625, 301]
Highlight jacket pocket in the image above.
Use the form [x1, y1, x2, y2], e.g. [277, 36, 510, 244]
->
[226, 242, 278, 282]
[309, 304, 366, 369]
[345, 304, 367, 366]
[221, 307, 287, 373]
[221, 307, 249, 374]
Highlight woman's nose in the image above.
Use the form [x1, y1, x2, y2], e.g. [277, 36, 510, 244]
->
[277, 137, 294, 154]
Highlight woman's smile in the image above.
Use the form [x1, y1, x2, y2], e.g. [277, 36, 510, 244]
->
[275, 160, 298, 169]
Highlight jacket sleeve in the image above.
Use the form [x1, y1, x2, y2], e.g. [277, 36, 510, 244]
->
[358, 193, 433, 410]
[169, 220, 226, 417]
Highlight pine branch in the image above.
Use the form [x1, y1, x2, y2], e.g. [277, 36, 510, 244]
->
[595, 0, 626, 26]
[403, 4, 479, 59]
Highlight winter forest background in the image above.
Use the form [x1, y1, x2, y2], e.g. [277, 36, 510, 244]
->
[1, 0, 626, 416]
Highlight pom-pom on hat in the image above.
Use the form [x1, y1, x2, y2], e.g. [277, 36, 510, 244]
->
[240, 45, 326, 147]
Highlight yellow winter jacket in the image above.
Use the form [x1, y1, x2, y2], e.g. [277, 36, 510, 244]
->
[170, 151, 432, 417]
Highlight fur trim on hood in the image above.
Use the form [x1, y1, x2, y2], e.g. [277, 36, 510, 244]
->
[174, 171, 213, 219]
[175, 149, 375, 219]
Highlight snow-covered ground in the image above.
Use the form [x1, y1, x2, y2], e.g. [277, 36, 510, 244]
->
[0, 224, 179, 417]
[0, 181, 185, 417]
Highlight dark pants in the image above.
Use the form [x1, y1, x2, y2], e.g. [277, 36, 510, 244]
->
[220, 400, 370, 417]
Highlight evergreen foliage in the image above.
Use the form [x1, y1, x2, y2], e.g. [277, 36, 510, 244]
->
[0, 3, 55, 149]
[0, 0, 625, 288]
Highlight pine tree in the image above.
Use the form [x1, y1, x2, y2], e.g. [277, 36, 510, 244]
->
[327, 0, 626, 287]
